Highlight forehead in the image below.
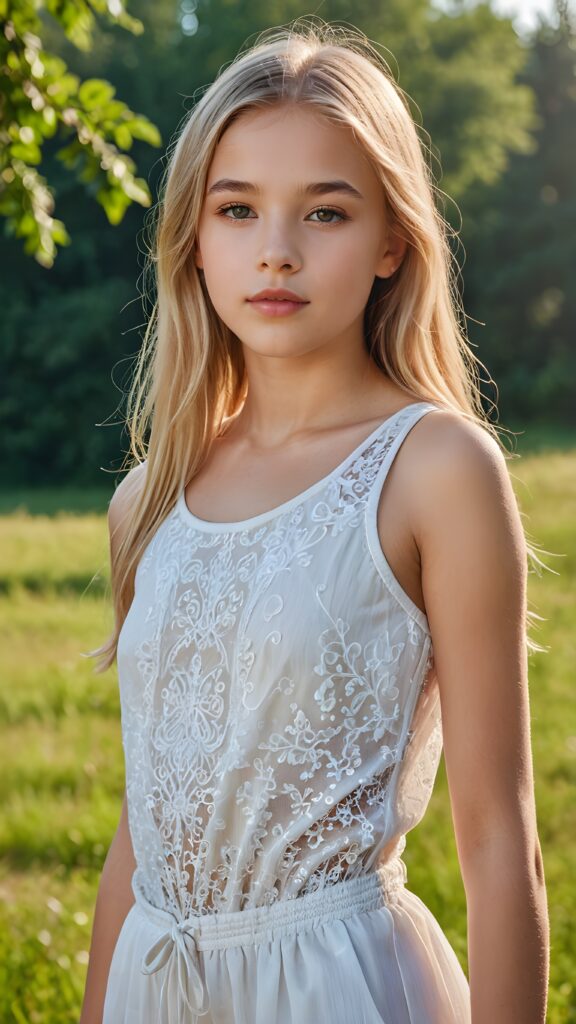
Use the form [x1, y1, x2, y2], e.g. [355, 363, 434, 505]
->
[207, 104, 379, 191]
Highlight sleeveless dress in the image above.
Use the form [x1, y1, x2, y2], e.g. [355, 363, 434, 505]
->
[102, 400, 472, 1023]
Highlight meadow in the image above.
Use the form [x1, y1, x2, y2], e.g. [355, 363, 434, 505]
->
[0, 429, 574, 1023]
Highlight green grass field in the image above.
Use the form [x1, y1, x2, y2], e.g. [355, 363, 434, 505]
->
[1, 432, 574, 1022]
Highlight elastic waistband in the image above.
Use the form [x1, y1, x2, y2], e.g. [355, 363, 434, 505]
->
[132, 856, 407, 951]
[132, 859, 407, 1022]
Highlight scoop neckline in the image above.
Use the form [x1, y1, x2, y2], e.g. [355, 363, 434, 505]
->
[177, 401, 432, 534]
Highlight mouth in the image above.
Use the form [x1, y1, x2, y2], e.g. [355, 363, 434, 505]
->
[248, 289, 309, 304]
[247, 294, 309, 317]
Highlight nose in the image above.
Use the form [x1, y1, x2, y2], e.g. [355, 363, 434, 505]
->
[257, 223, 302, 274]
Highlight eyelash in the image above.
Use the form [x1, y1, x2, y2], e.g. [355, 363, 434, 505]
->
[216, 203, 349, 225]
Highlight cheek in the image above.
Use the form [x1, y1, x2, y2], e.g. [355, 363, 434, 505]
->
[320, 233, 380, 297]
[198, 232, 239, 296]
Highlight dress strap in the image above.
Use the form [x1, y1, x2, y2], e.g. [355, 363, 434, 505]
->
[362, 401, 440, 631]
[364, 402, 440, 513]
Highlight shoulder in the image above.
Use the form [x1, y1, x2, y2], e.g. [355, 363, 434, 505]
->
[409, 407, 513, 506]
[108, 461, 148, 558]
[408, 407, 525, 569]
[413, 406, 506, 474]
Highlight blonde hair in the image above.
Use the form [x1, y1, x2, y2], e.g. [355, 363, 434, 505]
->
[88, 17, 549, 672]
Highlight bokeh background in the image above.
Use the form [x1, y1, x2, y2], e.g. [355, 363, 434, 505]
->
[0, 1, 574, 1020]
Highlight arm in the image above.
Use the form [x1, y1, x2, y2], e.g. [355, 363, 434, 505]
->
[413, 413, 549, 1024]
[79, 792, 137, 1024]
[80, 463, 146, 1023]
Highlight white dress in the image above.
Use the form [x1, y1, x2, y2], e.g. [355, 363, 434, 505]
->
[103, 400, 471, 1023]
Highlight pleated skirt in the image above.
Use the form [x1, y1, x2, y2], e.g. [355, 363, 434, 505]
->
[102, 860, 471, 1024]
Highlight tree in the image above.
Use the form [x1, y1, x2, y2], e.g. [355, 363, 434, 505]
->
[1, 0, 567, 489]
[462, 1, 576, 423]
[178, 0, 537, 205]
[0, 0, 161, 266]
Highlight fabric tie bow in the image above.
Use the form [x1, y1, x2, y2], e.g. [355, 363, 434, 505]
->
[141, 914, 210, 1022]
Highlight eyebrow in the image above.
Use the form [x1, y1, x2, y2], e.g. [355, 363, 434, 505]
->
[206, 178, 364, 199]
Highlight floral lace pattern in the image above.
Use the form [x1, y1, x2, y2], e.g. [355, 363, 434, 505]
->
[117, 402, 442, 919]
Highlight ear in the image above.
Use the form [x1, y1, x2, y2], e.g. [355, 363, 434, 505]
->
[375, 228, 407, 279]
[194, 243, 203, 270]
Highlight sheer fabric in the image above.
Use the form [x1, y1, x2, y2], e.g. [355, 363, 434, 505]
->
[104, 401, 471, 1022]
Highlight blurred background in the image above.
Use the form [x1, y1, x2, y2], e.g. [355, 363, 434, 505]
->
[0, 1, 574, 1020]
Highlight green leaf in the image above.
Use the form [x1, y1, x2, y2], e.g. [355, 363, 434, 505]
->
[123, 118, 162, 146]
[16, 212, 37, 238]
[78, 80, 116, 111]
[46, 0, 96, 52]
[6, 51, 23, 72]
[51, 220, 71, 247]
[113, 125, 133, 150]
[10, 142, 43, 165]
[98, 100, 128, 122]
[96, 186, 131, 225]
[46, 72, 80, 105]
[40, 53, 67, 80]
[41, 107, 58, 138]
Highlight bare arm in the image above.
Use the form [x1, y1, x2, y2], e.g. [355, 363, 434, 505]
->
[79, 793, 137, 1024]
[80, 463, 146, 1023]
[413, 413, 549, 1024]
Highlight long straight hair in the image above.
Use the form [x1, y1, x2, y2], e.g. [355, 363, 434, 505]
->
[88, 18, 548, 672]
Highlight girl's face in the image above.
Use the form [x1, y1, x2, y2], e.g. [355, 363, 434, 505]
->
[195, 103, 405, 360]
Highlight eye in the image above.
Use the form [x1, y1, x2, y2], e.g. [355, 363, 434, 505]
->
[218, 203, 255, 220]
[215, 200, 348, 223]
[307, 207, 348, 224]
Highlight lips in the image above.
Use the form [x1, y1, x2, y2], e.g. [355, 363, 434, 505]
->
[248, 289, 308, 303]
[247, 290, 309, 318]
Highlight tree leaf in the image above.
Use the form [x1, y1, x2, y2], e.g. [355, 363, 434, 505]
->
[78, 79, 116, 111]
[114, 124, 133, 150]
[124, 117, 162, 146]
[9, 142, 43, 165]
[96, 186, 131, 225]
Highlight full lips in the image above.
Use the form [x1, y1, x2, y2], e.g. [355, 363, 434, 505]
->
[248, 299, 309, 316]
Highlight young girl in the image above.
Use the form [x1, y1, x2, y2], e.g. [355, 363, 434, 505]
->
[80, 19, 549, 1024]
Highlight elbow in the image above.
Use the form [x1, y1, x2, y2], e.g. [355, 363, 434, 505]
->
[533, 837, 546, 887]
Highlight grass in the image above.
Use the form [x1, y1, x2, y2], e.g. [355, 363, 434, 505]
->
[1, 429, 575, 1022]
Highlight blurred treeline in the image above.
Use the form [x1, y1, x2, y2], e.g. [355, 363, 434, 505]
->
[2, 0, 575, 487]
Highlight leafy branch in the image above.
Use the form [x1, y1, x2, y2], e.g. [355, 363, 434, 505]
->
[0, 0, 161, 266]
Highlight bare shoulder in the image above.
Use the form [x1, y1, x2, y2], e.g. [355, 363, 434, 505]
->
[408, 408, 521, 553]
[401, 409, 529, 680]
[108, 461, 148, 560]
[414, 407, 507, 479]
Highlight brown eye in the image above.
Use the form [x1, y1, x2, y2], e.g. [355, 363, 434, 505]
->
[308, 208, 347, 224]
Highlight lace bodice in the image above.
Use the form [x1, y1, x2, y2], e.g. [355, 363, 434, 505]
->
[117, 401, 443, 921]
